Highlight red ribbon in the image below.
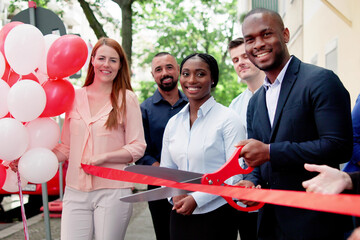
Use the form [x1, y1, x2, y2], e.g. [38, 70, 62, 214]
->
[81, 164, 360, 217]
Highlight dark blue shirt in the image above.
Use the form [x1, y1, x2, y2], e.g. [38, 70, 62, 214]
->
[136, 89, 188, 165]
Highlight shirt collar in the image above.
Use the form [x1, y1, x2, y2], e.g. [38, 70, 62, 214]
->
[178, 96, 216, 117]
[152, 89, 188, 106]
[263, 56, 293, 90]
[197, 96, 216, 117]
[152, 89, 164, 104]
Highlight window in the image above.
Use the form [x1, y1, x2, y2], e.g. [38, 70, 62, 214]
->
[252, 0, 278, 12]
[325, 39, 338, 73]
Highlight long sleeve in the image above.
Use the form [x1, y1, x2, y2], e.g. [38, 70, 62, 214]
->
[270, 69, 353, 170]
[122, 91, 146, 162]
[136, 105, 158, 165]
[53, 110, 71, 159]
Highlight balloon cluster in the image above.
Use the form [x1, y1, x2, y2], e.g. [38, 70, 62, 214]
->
[0, 22, 88, 191]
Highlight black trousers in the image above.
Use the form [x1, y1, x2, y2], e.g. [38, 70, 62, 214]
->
[148, 185, 173, 240]
[169, 204, 238, 240]
[235, 210, 258, 240]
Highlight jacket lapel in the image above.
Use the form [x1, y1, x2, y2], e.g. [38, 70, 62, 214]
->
[270, 57, 300, 142]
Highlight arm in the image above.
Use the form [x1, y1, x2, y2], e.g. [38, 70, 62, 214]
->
[240, 70, 352, 170]
[136, 103, 159, 166]
[190, 111, 246, 208]
[237, 96, 264, 185]
[52, 112, 71, 163]
[91, 92, 146, 165]
[159, 119, 178, 170]
[270, 71, 352, 169]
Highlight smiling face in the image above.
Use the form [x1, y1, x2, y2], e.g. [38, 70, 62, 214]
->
[180, 56, 212, 106]
[230, 43, 263, 82]
[91, 45, 121, 84]
[151, 54, 179, 92]
[242, 12, 290, 81]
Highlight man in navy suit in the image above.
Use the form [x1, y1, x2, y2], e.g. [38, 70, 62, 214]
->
[238, 8, 353, 239]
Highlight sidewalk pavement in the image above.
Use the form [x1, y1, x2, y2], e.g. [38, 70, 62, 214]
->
[0, 184, 156, 240]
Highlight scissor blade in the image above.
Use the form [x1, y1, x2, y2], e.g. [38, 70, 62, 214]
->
[124, 165, 203, 182]
[120, 177, 202, 203]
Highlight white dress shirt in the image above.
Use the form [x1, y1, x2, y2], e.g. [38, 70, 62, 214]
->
[263, 57, 293, 127]
[160, 96, 246, 214]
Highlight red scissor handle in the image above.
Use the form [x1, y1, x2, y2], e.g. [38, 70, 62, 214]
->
[201, 146, 264, 211]
[222, 184, 265, 212]
[201, 146, 251, 185]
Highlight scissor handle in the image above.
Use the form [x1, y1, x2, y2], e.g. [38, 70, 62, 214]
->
[201, 146, 252, 186]
[201, 146, 264, 211]
[223, 195, 265, 212]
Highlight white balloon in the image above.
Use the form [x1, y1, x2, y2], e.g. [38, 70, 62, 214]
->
[4, 24, 45, 75]
[38, 34, 60, 75]
[0, 79, 10, 118]
[7, 80, 46, 122]
[26, 117, 60, 150]
[0, 118, 29, 161]
[2, 168, 28, 193]
[18, 148, 58, 184]
[0, 52, 5, 78]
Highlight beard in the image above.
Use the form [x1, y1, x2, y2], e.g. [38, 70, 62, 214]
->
[158, 76, 178, 92]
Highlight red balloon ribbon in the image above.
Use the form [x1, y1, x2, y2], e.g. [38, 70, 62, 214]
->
[81, 164, 360, 217]
[17, 171, 29, 240]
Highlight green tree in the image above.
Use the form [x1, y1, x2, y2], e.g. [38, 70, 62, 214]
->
[133, 0, 246, 105]
[8, 0, 246, 105]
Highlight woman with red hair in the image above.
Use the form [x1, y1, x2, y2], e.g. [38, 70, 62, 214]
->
[53, 37, 146, 240]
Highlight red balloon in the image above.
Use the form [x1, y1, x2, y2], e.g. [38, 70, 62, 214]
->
[2, 61, 11, 80]
[41, 78, 75, 117]
[47, 35, 88, 79]
[0, 164, 7, 189]
[5, 70, 39, 87]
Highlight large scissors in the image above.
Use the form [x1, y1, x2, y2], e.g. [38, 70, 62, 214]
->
[121, 146, 264, 212]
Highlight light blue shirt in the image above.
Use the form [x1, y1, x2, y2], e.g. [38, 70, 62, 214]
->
[160, 96, 246, 214]
[229, 88, 259, 138]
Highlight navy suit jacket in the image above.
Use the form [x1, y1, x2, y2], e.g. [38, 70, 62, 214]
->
[246, 56, 353, 239]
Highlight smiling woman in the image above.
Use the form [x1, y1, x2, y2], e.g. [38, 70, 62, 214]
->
[52, 37, 146, 240]
[160, 53, 247, 240]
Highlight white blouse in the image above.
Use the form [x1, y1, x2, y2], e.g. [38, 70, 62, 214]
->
[161, 97, 246, 214]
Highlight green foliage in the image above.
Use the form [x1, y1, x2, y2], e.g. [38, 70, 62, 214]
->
[8, 0, 52, 13]
[8, 0, 245, 106]
[133, 0, 244, 106]
[136, 80, 158, 103]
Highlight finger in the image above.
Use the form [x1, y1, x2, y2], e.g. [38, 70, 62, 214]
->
[302, 179, 311, 188]
[172, 201, 182, 210]
[176, 205, 187, 215]
[305, 183, 321, 193]
[235, 139, 250, 148]
[244, 159, 251, 167]
[304, 163, 324, 173]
